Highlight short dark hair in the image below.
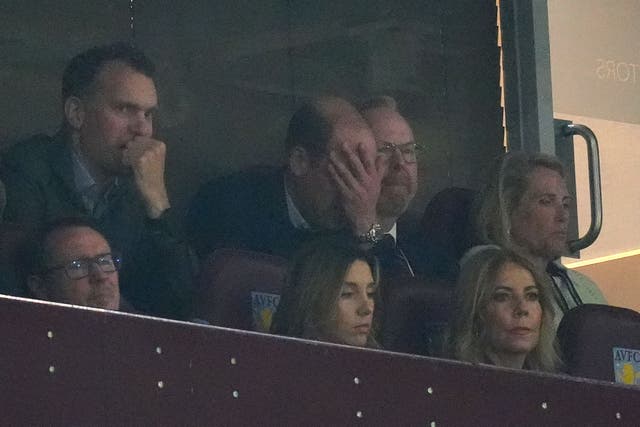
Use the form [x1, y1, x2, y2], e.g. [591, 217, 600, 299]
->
[284, 101, 333, 156]
[29, 217, 109, 274]
[62, 41, 155, 102]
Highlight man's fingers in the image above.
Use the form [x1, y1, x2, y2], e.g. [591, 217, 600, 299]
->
[329, 151, 360, 190]
[375, 154, 389, 181]
[328, 163, 351, 195]
[357, 143, 375, 174]
[122, 138, 166, 167]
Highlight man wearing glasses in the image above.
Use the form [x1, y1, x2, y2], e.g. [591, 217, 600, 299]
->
[1, 43, 192, 319]
[27, 218, 121, 311]
[359, 96, 420, 279]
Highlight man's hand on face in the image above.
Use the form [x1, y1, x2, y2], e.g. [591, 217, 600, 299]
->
[328, 142, 387, 235]
[122, 137, 170, 219]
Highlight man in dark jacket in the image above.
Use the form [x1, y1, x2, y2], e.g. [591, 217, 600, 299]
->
[1, 42, 192, 319]
[187, 96, 386, 259]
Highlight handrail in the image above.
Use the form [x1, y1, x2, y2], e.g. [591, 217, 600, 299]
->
[562, 124, 603, 252]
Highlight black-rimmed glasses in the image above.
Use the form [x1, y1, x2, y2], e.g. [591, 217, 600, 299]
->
[44, 253, 121, 280]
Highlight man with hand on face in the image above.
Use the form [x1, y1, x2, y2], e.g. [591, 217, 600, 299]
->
[1, 42, 192, 319]
[187, 96, 386, 259]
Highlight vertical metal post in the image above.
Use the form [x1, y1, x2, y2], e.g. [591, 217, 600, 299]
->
[500, 0, 555, 154]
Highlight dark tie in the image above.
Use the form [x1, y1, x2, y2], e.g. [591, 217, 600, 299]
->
[373, 235, 415, 288]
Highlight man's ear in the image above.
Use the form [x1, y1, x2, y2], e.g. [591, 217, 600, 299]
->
[27, 275, 48, 300]
[288, 146, 312, 177]
[64, 96, 85, 130]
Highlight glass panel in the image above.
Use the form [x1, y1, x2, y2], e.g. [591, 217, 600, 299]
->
[548, 0, 640, 311]
[134, 1, 503, 221]
[1, 1, 502, 228]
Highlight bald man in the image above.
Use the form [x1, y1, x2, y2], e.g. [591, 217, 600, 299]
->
[187, 96, 386, 258]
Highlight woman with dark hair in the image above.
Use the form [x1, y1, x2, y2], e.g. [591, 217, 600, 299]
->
[271, 237, 380, 348]
[445, 246, 561, 372]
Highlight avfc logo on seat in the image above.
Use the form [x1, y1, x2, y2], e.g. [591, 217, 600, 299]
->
[613, 347, 640, 385]
[251, 291, 281, 333]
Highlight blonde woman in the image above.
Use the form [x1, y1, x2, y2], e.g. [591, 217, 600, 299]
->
[446, 246, 560, 371]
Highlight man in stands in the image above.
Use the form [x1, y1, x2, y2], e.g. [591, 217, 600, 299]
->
[28, 218, 121, 311]
[359, 96, 422, 279]
[359, 96, 447, 355]
[187, 96, 387, 259]
[1, 42, 192, 319]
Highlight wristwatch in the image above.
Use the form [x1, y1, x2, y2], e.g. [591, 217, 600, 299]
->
[358, 223, 383, 244]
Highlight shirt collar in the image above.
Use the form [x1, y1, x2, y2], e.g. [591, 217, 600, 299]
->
[387, 223, 398, 241]
[284, 176, 311, 230]
[71, 147, 121, 209]
[71, 147, 96, 193]
[283, 174, 399, 236]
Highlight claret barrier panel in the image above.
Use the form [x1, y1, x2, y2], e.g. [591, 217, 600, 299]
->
[1, 295, 639, 426]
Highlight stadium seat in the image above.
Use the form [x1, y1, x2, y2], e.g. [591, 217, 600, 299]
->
[381, 276, 454, 357]
[192, 248, 288, 332]
[557, 303, 640, 383]
[419, 187, 479, 282]
[0, 222, 33, 296]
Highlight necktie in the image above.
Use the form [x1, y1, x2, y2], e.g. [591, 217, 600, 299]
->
[547, 263, 583, 313]
[373, 235, 415, 285]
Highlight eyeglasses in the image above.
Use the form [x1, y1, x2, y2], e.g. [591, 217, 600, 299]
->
[44, 253, 121, 280]
[377, 141, 421, 163]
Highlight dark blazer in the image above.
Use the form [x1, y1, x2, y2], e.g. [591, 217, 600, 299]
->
[187, 166, 314, 259]
[1, 132, 193, 319]
[187, 167, 425, 279]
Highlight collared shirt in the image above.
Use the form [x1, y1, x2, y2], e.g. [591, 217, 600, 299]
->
[284, 175, 311, 230]
[387, 223, 398, 241]
[284, 174, 401, 242]
[71, 148, 119, 218]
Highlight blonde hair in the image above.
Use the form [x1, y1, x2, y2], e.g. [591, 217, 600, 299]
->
[475, 151, 565, 251]
[445, 246, 561, 372]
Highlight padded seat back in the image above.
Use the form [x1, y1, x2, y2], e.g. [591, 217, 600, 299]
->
[419, 187, 479, 282]
[0, 222, 33, 296]
[381, 276, 454, 356]
[557, 303, 640, 383]
[421, 187, 478, 260]
[193, 248, 288, 332]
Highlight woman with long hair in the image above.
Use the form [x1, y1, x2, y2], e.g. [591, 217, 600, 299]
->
[271, 236, 380, 348]
[445, 246, 560, 371]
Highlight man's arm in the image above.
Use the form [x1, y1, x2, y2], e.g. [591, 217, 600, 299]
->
[121, 208, 196, 320]
[117, 136, 193, 319]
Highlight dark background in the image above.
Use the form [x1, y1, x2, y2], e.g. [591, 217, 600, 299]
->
[0, 0, 503, 229]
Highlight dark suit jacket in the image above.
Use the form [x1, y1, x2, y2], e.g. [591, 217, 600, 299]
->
[0, 132, 193, 319]
[187, 167, 314, 259]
